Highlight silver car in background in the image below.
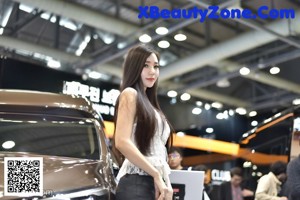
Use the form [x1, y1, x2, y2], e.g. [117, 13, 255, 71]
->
[0, 90, 117, 199]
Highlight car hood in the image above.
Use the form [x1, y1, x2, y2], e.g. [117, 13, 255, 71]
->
[0, 152, 111, 199]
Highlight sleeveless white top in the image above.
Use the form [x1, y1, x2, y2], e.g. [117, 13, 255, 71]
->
[116, 109, 171, 185]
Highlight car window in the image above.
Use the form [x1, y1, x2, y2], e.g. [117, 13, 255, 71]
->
[0, 114, 100, 160]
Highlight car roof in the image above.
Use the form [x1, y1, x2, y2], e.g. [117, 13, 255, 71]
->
[0, 89, 96, 116]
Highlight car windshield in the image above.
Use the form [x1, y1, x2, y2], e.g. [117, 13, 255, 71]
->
[0, 114, 100, 160]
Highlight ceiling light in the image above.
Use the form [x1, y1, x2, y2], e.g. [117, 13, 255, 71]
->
[139, 34, 152, 43]
[249, 111, 257, 117]
[250, 128, 256, 134]
[159, 58, 167, 67]
[206, 128, 214, 133]
[216, 78, 230, 88]
[76, 35, 91, 56]
[211, 102, 223, 109]
[49, 17, 56, 24]
[93, 34, 98, 39]
[229, 109, 234, 116]
[274, 112, 282, 118]
[117, 42, 127, 49]
[174, 33, 187, 41]
[88, 71, 102, 79]
[236, 107, 247, 115]
[293, 98, 300, 105]
[96, 30, 115, 44]
[89, 71, 110, 80]
[216, 113, 225, 120]
[33, 52, 46, 59]
[192, 107, 202, 115]
[155, 27, 169, 35]
[180, 93, 191, 101]
[41, 13, 51, 20]
[1, 4, 12, 30]
[158, 40, 170, 48]
[204, 103, 211, 110]
[269, 66, 280, 74]
[242, 133, 249, 138]
[170, 98, 177, 104]
[263, 118, 272, 123]
[27, 121, 38, 123]
[243, 161, 252, 168]
[19, 4, 33, 13]
[60, 19, 77, 31]
[47, 58, 61, 69]
[101, 35, 114, 44]
[196, 101, 203, 106]
[167, 90, 177, 98]
[239, 66, 250, 75]
[222, 111, 229, 119]
[257, 172, 263, 177]
[251, 120, 258, 126]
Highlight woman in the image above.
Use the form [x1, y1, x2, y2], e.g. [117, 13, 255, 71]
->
[114, 44, 173, 200]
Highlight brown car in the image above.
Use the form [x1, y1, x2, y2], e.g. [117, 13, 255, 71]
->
[0, 90, 117, 199]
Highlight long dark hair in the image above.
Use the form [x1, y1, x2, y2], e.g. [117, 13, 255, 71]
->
[114, 44, 172, 156]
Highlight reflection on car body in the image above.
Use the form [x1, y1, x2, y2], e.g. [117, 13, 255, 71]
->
[0, 89, 117, 199]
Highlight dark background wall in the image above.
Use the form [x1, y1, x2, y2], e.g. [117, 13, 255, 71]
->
[0, 58, 117, 93]
[0, 57, 119, 121]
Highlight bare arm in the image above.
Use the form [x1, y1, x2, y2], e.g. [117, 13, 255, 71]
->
[115, 88, 170, 199]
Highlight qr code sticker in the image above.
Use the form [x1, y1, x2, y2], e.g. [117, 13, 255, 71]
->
[4, 157, 43, 197]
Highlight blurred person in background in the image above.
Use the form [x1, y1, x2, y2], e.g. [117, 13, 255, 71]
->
[219, 167, 254, 200]
[285, 154, 300, 199]
[168, 147, 190, 170]
[255, 161, 288, 200]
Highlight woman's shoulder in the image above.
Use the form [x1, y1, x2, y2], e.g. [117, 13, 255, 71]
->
[122, 87, 137, 94]
[119, 87, 138, 102]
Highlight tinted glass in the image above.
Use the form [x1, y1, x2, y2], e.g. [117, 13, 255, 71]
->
[0, 114, 100, 159]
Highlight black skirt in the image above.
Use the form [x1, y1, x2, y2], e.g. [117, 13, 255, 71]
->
[116, 174, 155, 200]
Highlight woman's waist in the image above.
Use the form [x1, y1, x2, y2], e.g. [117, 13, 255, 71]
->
[125, 155, 168, 165]
[117, 157, 171, 182]
[121, 156, 169, 171]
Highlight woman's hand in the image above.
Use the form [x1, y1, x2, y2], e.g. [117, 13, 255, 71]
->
[154, 175, 173, 200]
[165, 185, 173, 200]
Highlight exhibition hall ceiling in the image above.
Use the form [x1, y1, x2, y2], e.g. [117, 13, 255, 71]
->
[1, 0, 300, 116]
